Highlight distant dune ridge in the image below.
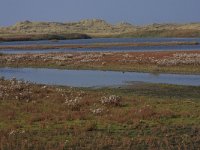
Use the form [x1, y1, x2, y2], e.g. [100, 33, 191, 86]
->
[0, 19, 200, 41]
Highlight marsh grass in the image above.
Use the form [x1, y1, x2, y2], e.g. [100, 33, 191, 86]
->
[0, 79, 200, 149]
[1, 51, 200, 74]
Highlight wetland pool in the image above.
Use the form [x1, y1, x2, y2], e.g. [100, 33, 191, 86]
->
[0, 67, 200, 87]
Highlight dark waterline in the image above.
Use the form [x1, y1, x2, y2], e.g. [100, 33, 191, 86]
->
[0, 68, 199, 87]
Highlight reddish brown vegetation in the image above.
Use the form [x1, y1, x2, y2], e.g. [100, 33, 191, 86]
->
[1, 51, 200, 73]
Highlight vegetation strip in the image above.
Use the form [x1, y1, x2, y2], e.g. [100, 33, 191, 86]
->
[0, 33, 91, 42]
[1, 51, 200, 74]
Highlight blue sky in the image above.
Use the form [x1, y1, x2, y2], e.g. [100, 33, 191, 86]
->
[0, 0, 200, 26]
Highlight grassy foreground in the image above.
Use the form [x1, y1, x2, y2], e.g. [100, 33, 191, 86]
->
[0, 78, 200, 149]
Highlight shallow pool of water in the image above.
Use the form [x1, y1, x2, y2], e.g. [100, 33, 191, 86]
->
[1, 44, 200, 54]
[1, 37, 200, 54]
[1, 37, 200, 46]
[0, 68, 199, 87]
